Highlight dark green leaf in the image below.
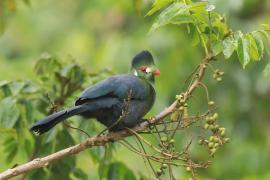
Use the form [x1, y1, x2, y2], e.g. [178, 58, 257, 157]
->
[0, 97, 20, 128]
[73, 168, 88, 180]
[25, 101, 34, 123]
[107, 162, 136, 180]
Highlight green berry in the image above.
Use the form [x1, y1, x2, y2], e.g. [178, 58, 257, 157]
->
[212, 113, 218, 120]
[186, 167, 191, 172]
[156, 169, 162, 176]
[162, 163, 168, 169]
[169, 139, 175, 144]
[209, 136, 214, 142]
[213, 137, 219, 143]
[224, 138, 230, 143]
[204, 124, 209, 129]
[209, 125, 215, 130]
[208, 142, 214, 148]
[161, 136, 167, 142]
[208, 101, 215, 106]
[210, 148, 217, 155]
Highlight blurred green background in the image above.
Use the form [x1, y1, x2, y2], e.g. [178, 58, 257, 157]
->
[1, 0, 270, 179]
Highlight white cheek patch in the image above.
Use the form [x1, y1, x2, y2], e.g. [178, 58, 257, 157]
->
[134, 70, 138, 76]
[145, 67, 152, 73]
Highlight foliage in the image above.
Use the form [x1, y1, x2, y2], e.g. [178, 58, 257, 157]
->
[149, 0, 270, 68]
[0, 0, 270, 179]
[0, 55, 124, 179]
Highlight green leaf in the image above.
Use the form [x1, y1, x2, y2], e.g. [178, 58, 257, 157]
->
[35, 54, 61, 78]
[258, 30, 270, 42]
[0, 97, 20, 128]
[261, 23, 270, 30]
[252, 32, 264, 59]
[0, 128, 17, 136]
[146, 0, 173, 16]
[246, 34, 260, 61]
[107, 162, 136, 180]
[149, 2, 187, 33]
[237, 35, 250, 68]
[223, 35, 237, 59]
[189, 24, 200, 46]
[3, 137, 18, 163]
[188, 2, 207, 14]
[170, 14, 195, 25]
[211, 40, 223, 56]
[25, 101, 34, 123]
[263, 62, 270, 77]
[73, 168, 88, 180]
[9, 81, 25, 95]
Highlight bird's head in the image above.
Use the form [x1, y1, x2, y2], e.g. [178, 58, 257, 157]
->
[131, 50, 160, 84]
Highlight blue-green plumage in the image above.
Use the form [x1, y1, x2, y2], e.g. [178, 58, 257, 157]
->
[30, 50, 159, 135]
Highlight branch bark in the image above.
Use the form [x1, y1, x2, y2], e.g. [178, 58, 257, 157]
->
[0, 55, 213, 180]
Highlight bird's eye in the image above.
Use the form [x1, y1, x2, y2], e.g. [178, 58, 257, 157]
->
[145, 67, 152, 74]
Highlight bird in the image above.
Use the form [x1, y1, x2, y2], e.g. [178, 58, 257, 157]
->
[30, 50, 160, 135]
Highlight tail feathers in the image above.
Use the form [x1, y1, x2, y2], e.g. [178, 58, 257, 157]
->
[30, 105, 86, 135]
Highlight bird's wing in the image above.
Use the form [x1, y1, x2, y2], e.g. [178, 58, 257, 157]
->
[75, 75, 152, 105]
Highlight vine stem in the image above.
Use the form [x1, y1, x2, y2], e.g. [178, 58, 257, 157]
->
[0, 54, 214, 180]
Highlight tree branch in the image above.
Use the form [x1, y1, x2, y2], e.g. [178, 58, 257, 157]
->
[0, 55, 213, 180]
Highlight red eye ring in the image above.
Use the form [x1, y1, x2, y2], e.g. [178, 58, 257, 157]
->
[140, 66, 148, 71]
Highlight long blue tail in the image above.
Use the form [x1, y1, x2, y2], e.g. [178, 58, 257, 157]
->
[30, 105, 87, 135]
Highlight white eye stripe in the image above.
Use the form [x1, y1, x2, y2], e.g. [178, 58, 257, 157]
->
[134, 70, 138, 76]
[145, 67, 152, 73]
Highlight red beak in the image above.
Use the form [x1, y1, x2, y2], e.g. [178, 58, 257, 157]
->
[152, 69, 161, 76]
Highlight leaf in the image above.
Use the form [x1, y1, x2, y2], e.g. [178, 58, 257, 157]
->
[25, 101, 34, 123]
[237, 35, 250, 68]
[35, 54, 61, 77]
[261, 23, 270, 30]
[73, 168, 88, 180]
[189, 24, 200, 46]
[149, 2, 187, 33]
[0, 128, 17, 136]
[263, 62, 270, 77]
[3, 137, 18, 163]
[211, 40, 223, 56]
[252, 32, 264, 59]
[258, 30, 270, 42]
[146, 0, 173, 16]
[246, 34, 260, 61]
[171, 14, 195, 25]
[0, 80, 10, 87]
[0, 97, 20, 128]
[107, 162, 136, 180]
[9, 81, 26, 95]
[223, 35, 238, 59]
[188, 2, 208, 14]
